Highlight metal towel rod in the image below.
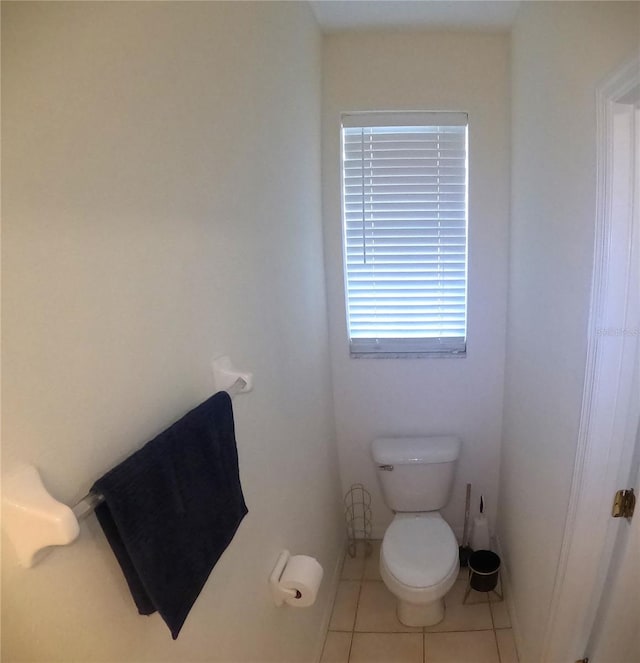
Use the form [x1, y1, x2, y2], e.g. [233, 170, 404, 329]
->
[71, 376, 249, 521]
[3, 356, 253, 567]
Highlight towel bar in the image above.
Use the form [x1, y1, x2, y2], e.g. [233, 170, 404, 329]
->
[2, 361, 252, 568]
[71, 376, 250, 522]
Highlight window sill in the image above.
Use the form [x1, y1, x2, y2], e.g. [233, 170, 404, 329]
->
[350, 351, 467, 359]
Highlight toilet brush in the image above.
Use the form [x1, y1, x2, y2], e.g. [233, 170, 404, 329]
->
[459, 483, 473, 566]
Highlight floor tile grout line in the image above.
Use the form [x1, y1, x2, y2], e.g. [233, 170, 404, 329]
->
[495, 630, 503, 663]
[328, 548, 361, 661]
[353, 575, 364, 631]
[346, 627, 498, 635]
[427, 628, 497, 634]
[489, 597, 503, 663]
[345, 630, 354, 663]
[350, 628, 493, 634]
[346, 574, 364, 662]
[323, 554, 346, 652]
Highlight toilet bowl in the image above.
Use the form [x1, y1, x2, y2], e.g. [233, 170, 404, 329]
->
[371, 436, 462, 626]
[380, 513, 459, 626]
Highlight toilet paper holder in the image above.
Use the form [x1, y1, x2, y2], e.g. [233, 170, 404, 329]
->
[269, 549, 324, 607]
[269, 550, 301, 606]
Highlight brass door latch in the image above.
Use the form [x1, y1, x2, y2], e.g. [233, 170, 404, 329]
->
[612, 488, 635, 519]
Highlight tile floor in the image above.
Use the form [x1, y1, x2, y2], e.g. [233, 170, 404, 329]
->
[321, 541, 519, 663]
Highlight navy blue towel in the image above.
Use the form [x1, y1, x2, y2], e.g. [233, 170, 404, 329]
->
[92, 391, 248, 639]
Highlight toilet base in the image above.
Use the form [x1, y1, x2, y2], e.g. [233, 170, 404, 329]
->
[397, 597, 445, 627]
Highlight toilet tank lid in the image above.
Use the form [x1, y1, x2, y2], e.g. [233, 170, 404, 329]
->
[372, 436, 461, 464]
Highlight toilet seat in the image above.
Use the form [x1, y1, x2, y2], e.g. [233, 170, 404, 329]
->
[382, 515, 458, 589]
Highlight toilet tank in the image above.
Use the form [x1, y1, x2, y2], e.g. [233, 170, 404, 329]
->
[372, 436, 461, 512]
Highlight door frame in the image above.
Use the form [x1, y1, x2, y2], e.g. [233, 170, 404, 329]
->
[541, 57, 640, 663]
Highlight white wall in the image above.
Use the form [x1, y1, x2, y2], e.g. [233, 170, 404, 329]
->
[1, 2, 343, 661]
[322, 32, 510, 538]
[500, 3, 640, 662]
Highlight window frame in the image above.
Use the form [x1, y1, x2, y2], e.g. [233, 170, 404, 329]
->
[340, 111, 469, 358]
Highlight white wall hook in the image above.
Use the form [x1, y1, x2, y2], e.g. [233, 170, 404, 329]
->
[2, 465, 80, 568]
[212, 355, 253, 394]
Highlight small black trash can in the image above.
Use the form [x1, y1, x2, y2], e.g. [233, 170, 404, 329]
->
[468, 550, 501, 592]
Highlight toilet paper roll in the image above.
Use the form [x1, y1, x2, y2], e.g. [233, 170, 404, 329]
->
[280, 554, 324, 608]
[470, 515, 490, 551]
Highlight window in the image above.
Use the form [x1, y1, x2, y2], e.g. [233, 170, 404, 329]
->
[341, 111, 468, 357]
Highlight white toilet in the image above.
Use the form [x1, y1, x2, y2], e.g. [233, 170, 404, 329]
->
[372, 436, 461, 627]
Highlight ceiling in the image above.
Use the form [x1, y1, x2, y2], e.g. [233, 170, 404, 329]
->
[309, 0, 521, 32]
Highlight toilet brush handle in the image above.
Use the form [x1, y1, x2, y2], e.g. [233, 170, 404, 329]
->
[462, 484, 471, 546]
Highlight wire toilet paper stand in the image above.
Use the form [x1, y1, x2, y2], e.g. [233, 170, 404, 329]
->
[344, 483, 372, 559]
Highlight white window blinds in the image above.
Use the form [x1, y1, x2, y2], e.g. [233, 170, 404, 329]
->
[341, 112, 468, 356]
